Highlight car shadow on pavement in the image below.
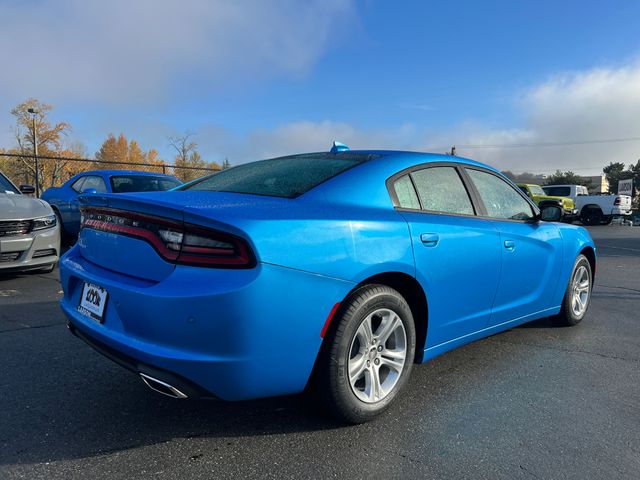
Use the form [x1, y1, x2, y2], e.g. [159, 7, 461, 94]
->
[0, 305, 527, 467]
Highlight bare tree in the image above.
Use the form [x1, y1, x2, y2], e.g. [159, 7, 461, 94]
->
[168, 132, 197, 165]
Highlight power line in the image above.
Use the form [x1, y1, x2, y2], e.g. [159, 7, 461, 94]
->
[452, 136, 640, 149]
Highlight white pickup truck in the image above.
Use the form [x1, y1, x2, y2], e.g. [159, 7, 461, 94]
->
[542, 184, 633, 225]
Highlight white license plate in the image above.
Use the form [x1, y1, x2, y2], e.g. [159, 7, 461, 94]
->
[78, 282, 108, 323]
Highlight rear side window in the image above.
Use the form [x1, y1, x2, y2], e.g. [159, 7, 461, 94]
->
[183, 153, 377, 198]
[467, 169, 534, 220]
[110, 175, 181, 193]
[71, 177, 86, 193]
[410, 167, 474, 215]
[393, 175, 420, 209]
[543, 186, 571, 197]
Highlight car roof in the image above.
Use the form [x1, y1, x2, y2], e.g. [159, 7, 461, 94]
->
[79, 170, 177, 177]
[343, 149, 501, 173]
[299, 150, 506, 208]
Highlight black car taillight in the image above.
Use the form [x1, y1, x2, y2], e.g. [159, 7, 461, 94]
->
[80, 207, 255, 268]
[614, 196, 621, 206]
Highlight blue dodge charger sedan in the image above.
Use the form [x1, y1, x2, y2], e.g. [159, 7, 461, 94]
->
[42, 170, 181, 240]
[59, 146, 595, 423]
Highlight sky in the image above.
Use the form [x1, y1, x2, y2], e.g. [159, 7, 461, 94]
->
[1, 0, 640, 174]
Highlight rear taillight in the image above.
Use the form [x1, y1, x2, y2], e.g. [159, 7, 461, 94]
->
[614, 197, 621, 205]
[80, 207, 255, 268]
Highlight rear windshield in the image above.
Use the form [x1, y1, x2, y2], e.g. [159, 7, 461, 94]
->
[0, 172, 19, 194]
[182, 153, 377, 198]
[110, 175, 181, 193]
[542, 186, 571, 197]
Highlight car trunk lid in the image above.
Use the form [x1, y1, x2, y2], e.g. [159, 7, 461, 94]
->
[76, 192, 261, 281]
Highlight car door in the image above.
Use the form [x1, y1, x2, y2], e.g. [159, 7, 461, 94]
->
[58, 176, 85, 229]
[389, 165, 502, 347]
[68, 175, 108, 235]
[463, 168, 563, 326]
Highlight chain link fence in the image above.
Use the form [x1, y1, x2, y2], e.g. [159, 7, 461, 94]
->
[0, 152, 220, 196]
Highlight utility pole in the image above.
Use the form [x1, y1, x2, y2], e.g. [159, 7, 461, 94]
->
[27, 108, 39, 197]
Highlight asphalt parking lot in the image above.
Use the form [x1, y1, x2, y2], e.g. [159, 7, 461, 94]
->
[1, 226, 638, 479]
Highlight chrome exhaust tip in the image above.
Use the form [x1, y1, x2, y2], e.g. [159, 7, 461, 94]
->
[139, 373, 188, 399]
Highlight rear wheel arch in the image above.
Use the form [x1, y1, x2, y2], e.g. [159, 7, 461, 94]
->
[580, 246, 596, 280]
[580, 204, 603, 214]
[326, 272, 428, 363]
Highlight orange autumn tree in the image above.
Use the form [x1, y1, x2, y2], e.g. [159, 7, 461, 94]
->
[1, 98, 85, 191]
[95, 133, 167, 173]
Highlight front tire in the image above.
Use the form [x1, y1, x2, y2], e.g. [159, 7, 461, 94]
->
[53, 209, 71, 246]
[551, 254, 592, 326]
[316, 285, 416, 423]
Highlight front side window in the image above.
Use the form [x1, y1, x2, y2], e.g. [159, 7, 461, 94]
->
[80, 176, 108, 193]
[410, 167, 474, 215]
[393, 175, 420, 209]
[467, 169, 534, 220]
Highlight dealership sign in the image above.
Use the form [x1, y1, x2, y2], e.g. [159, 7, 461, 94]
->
[618, 178, 634, 196]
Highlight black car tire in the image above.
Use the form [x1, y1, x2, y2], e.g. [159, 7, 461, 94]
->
[551, 254, 592, 327]
[581, 208, 602, 226]
[315, 284, 416, 424]
[53, 209, 71, 246]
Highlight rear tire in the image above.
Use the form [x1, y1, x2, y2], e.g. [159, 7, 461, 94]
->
[580, 208, 602, 226]
[315, 285, 416, 424]
[551, 254, 592, 326]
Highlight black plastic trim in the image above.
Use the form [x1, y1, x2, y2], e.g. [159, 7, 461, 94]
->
[67, 320, 217, 400]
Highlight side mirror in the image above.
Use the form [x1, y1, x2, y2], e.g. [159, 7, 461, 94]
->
[81, 187, 98, 194]
[19, 184, 35, 194]
[540, 205, 563, 222]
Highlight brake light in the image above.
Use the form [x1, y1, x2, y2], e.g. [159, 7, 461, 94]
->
[614, 197, 621, 206]
[80, 207, 255, 268]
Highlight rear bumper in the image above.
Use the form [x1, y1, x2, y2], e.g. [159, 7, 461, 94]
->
[59, 246, 353, 400]
[611, 207, 632, 216]
[0, 226, 60, 272]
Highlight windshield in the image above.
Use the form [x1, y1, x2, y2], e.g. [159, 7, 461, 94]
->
[182, 153, 377, 198]
[0, 172, 19, 194]
[110, 175, 181, 193]
[529, 185, 545, 195]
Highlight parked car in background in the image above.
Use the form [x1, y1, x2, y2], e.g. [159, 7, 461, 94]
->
[542, 184, 632, 225]
[59, 147, 596, 423]
[517, 183, 578, 222]
[0, 171, 60, 273]
[42, 170, 182, 240]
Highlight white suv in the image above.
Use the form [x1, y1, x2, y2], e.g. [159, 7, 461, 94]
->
[0, 171, 60, 273]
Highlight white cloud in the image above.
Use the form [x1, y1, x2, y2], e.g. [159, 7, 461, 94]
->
[211, 62, 640, 174]
[455, 64, 640, 174]
[0, 0, 355, 104]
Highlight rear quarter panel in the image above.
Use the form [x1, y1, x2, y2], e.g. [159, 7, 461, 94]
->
[552, 224, 596, 306]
